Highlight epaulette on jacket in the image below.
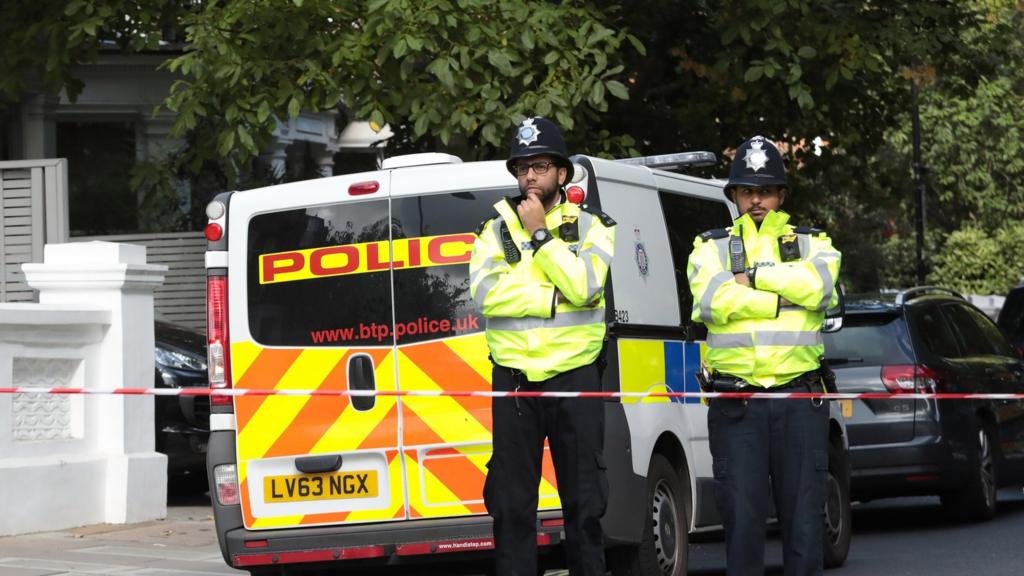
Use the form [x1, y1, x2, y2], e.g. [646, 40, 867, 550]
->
[579, 203, 616, 227]
[474, 218, 495, 236]
[793, 225, 825, 236]
[699, 227, 730, 241]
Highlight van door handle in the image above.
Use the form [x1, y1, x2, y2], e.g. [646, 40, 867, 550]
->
[349, 354, 376, 411]
[295, 454, 343, 474]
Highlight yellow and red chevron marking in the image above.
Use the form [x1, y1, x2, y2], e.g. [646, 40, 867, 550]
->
[231, 342, 402, 528]
[396, 335, 561, 518]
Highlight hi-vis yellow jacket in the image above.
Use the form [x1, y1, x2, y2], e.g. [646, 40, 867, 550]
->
[687, 210, 841, 388]
[469, 196, 616, 382]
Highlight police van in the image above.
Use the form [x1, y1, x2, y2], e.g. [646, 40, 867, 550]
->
[203, 151, 851, 575]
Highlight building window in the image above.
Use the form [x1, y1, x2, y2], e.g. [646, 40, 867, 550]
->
[56, 121, 138, 236]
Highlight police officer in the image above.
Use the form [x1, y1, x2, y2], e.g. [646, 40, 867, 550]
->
[469, 117, 616, 576]
[687, 135, 841, 576]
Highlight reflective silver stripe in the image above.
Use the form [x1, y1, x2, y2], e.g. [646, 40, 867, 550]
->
[474, 275, 498, 309]
[713, 237, 730, 270]
[579, 244, 612, 301]
[815, 250, 841, 259]
[811, 258, 834, 310]
[577, 210, 594, 244]
[469, 256, 502, 287]
[700, 271, 734, 323]
[583, 243, 612, 268]
[485, 308, 606, 332]
[687, 262, 702, 284]
[707, 332, 754, 348]
[756, 330, 822, 347]
[779, 304, 804, 312]
[798, 233, 811, 261]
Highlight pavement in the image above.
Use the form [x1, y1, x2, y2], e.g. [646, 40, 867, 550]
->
[0, 492, 236, 576]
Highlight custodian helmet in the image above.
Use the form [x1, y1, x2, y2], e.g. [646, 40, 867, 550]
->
[724, 135, 787, 201]
[506, 116, 574, 184]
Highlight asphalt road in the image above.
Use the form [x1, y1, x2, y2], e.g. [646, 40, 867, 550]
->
[688, 487, 1024, 576]
[2, 488, 1022, 575]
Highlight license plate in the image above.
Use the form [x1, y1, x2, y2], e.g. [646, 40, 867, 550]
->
[263, 470, 379, 503]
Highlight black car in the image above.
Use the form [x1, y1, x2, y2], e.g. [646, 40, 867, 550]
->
[998, 283, 1024, 353]
[154, 320, 210, 492]
[822, 286, 1024, 521]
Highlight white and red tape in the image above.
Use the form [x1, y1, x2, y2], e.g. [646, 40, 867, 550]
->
[1, 387, 1023, 400]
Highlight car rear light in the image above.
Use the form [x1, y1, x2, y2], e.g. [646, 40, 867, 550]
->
[207, 275, 232, 406]
[566, 185, 586, 204]
[214, 464, 240, 505]
[348, 181, 380, 195]
[204, 222, 223, 241]
[881, 364, 940, 394]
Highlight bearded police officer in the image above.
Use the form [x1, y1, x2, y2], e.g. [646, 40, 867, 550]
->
[469, 117, 616, 576]
[687, 135, 841, 576]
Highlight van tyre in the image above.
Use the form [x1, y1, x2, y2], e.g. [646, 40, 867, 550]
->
[941, 420, 998, 522]
[608, 454, 689, 576]
[823, 439, 852, 569]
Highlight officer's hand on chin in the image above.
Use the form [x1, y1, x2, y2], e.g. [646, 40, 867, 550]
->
[517, 195, 547, 233]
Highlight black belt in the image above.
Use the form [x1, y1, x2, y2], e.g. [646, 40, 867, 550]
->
[715, 371, 820, 393]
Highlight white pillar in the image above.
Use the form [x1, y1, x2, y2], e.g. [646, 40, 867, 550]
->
[316, 144, 338, 177]
[22, 241, 168, 524]
[261, 139, 291, 178]
[20, 92, 59, 159]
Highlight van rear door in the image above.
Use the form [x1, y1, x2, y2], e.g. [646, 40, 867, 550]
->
[228, 174, 405, 530]
[388, 163, 562, 519]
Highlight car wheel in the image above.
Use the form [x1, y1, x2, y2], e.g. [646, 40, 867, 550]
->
[823, 438, 852, 569]
[608, 454, 689, 576]
[941, 419, 998, 522]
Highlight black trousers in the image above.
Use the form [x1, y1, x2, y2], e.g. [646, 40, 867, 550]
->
[484, 362, 608, 576]
[708, 379, 829, 576]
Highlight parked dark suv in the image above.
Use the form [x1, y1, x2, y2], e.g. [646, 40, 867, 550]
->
[822, 286, 1024, 521]
[998, 283, 1024, 353]
[154, 320, 210, 492]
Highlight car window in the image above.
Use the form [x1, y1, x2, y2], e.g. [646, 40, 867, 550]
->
[391, 189, 512, 345]
[942, 303, 1015, 357]
[659, 191, 732, 328]
[909, 305, 961, 359]
[998, 288, 1024, 337]
[246, 200, 393, 347]
[823, 314, 914, 365]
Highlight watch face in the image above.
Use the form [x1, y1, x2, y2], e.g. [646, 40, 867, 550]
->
[533, 229, 549, 242]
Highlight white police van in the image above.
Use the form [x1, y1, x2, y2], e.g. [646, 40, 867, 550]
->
[204, 151, 851, 575]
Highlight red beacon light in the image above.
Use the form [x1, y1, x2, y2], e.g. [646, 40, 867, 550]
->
[348, 181, 380, 196]
[205, 222, 223, 241]
[566, 186, 586, 204]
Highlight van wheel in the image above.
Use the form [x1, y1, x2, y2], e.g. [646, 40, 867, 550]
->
[608, 454, 689, 576]
[941, 420, 998, 522]
[823, 439, 852, 569]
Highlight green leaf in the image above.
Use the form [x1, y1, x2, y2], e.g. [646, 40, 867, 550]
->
[626, 34, 646, 56]
[744, 66, 764, 82]
[543, 51, 560, 65]
[288, 97, 301, 119]
[605, 80, 629, 100]
[292, 0, 304, 6]
[797, 46, 817, 59]
[521, 29, 534, 50]
[257, 100, 271, 123]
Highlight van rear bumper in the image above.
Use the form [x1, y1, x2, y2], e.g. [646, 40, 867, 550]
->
[207, 431, 564, 571]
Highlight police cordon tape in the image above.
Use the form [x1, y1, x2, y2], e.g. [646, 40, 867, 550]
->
[2, 387, 1024, 400]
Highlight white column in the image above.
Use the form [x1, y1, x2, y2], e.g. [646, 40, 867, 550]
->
[22, 241, 168, 524]
[20, 92, 59, 159]
[316, 144, 339, 177]
[261, 139, 292, 178]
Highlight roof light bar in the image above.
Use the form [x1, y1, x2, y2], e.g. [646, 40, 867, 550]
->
[617, 151, 717, 169]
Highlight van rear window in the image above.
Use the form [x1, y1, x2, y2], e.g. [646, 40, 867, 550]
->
[392, 188, 512, 345]
[246, 200, 392, 347]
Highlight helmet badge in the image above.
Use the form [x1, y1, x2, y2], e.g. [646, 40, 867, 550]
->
[517, 118, 541, 146]
[743, 138, 770, 172]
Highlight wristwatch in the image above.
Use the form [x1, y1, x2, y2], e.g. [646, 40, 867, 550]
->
[745, 266, 757, 289]
[531, 228, 553, 250]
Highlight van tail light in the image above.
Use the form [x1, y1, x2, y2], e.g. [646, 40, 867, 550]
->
[207, 274, 232, 406]
[881, 364, 940, 394]
[214, 464, 240, 505]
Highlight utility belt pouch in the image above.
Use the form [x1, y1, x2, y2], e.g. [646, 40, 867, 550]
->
[711, 375, 747, 393]
[818, 357, 838, 394]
